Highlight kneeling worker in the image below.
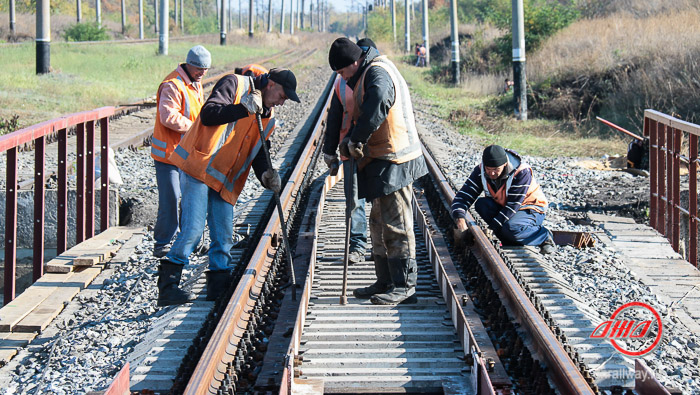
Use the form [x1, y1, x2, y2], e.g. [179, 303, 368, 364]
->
[451, 145, 555, 254]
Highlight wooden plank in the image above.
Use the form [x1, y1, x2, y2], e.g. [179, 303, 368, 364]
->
[0, 332, 37, 365]
[0, 273, 68, 331]
[72, 247, 119, 267]
[13, 266, 103, 333]
[587, 213, 637, 224]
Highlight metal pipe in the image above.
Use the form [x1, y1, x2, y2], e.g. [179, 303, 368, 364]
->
[138, 0, 144, 39]
[36, 0, 50, 74]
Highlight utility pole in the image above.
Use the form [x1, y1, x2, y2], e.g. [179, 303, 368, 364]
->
[180, 0, 184, 31]
[174, 0, 178, 31]
[36, 0, 50, 74]
[267, 0, 272, 32]
[310, 1, 313, 29]
[121, 0, 126, 34]
[512, 0, 527, 120]
[216, 0, 220, 29]
[96, 0, 102, 27]
[280, 0, 286, 33]
[290, 0, 295, 34]
[154, 0, 158, 33]
[449, 0, 459, 84]
[391, 0, 395, 43]
[159, 0, 168, 54]
[220, 0, 227, 44]
[10, 0, 15, 35]
[239, 0, 243, 28]
[248, 0, 254, 36]
[139, 0, 144, 39]
[301, 0, 305, 29]
[76, 0, 81, 23]
[422, 0, 429, 65]
[404, 0, 410, 52]
[317, 0, 320, 32]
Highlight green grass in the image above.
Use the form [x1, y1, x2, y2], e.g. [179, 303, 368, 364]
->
[0, 41, 271, 130]
[394, 59, 626, 158]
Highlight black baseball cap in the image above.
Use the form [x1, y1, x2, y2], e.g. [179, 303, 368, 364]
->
[268, 68, 300, 103]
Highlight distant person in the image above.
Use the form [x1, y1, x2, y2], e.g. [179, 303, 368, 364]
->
[151, 45, 210, 258]
[414, 43, 421, 66]
[503, 78, 514, 94]
[234, 63, 269, 77]
[451, 145, 555, 254]
[156, 68, 301, 306]
[415, 43, 427, 67]
[323, 38, 377, 264]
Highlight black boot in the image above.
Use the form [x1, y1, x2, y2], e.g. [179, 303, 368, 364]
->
[353, 255, 392, 299]
[157, 261, 195, 307]
[206, 270, 232, 301]
[370, 258, 417, 305]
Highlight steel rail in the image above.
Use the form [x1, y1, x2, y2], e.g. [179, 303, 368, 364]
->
[420, 144, 595, 395]
[183, 73, 336, 394]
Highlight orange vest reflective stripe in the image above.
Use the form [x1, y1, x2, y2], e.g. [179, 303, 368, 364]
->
[242, 64, 268, 77]
[352, 56, 422, 168]
[169, 75, 276, 205]
[333, 76, 354, 161]
[480, 161, 548, 213]
[151, 67, 204, 165]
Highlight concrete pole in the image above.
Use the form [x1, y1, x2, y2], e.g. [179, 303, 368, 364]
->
[310, 1, 313, 29]
[290, 0, 295, 34]
[449, 0, 459, 84]
[154, 0, 158, 33]
[422, 0, 429, 65]
[158, 0, 168, 55]
[10, 0, 15, 35]
[220, 0, 227, 44]
[391, 0, 395, 43]
[216, 0, 220, 29]
[174, 0, 178, 31]
[138, 0, 144, 39]
[404, 0, 410, 52]
[248, 0, 254, 36]
[36, 0, 50, 74]
[300, 0, 305, 29]
[280, 0, 286, 32]
[512, 0, 527, 120]
[76, 0, 82, 23]
[239, 0, 243, 28]
[96, 0, 102, 27]
[181, 0, 184, 31]
[121, 0, 126, 34]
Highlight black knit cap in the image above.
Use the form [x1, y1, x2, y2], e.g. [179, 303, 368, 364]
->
[482, 145, 508, 167]
[329, 37, 363, 71]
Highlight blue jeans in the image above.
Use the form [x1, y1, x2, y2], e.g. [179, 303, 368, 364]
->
[153, 161, 184, 249]
[165, 173, 234, 271]
[474, 197, 549, 246]
[343, 159, 367, 254]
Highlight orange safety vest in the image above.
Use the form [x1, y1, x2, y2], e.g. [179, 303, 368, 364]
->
[333, 76, 355, 161]
[169, 75, 276, 206]
[352, 55, 422, 168]
[241, 64, 268, 77]
[479, 159, 548, 213]
[152, 66, 205, 165]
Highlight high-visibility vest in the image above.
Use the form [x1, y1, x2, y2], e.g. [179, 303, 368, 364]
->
[241, 64, 268, 77]
[352, 55, 422, 168]
[333, 76, 354, 161]
[480, 160, 548, 213]
[151, 66, 204, 164]
[169, 75, 276, 206]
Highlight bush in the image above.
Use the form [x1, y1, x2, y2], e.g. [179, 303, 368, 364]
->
[0, 115, 20, 135]
[63, 22, 109, 42]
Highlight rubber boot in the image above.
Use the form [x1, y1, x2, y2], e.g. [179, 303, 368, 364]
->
[157, 261, 195, 307]
[353, 255, 392, 299]
[206, 270, 232, 301]
[370, 258, 418, 305]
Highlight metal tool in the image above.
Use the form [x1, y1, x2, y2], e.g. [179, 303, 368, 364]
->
[256, 113, 296, 300]
[340, 156, 354, 305]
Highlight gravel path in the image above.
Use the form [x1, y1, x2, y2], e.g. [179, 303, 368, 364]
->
[1, 63, 698, 394]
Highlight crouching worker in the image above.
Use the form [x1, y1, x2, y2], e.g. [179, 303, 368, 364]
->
[451, 145, 555, 255]
[156, 68, 301, 306]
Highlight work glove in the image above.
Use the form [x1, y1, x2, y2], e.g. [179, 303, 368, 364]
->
[241, 89, 263, 114]
[261, 168, 281, 193]
[348, 140, 364, 160]
[339, 135, 351, 159]
[323, 153, 340, 169]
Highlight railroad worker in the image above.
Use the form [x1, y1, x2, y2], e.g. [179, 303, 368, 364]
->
[322, 38, 377, 264]
[328, 37, 428, 305]
[156, 68, 301, 306]
[234, 63, 268, 77]
[151, 45, 211, 258]
[451, 145, 556, 254]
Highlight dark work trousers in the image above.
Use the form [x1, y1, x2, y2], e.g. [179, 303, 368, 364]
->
[474, 197, 549, 246]
[369, 184, 416, 260]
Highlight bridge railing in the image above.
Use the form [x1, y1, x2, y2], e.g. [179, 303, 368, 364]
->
[0, 106, 115, 304]
[644, 109, 700, 267]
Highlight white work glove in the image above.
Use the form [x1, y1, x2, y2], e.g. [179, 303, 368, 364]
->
[323, 153, 340, 169]
[261, 168, 281, 193]
[241, 89, 263, 114]
[348, 140, 364, 160]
